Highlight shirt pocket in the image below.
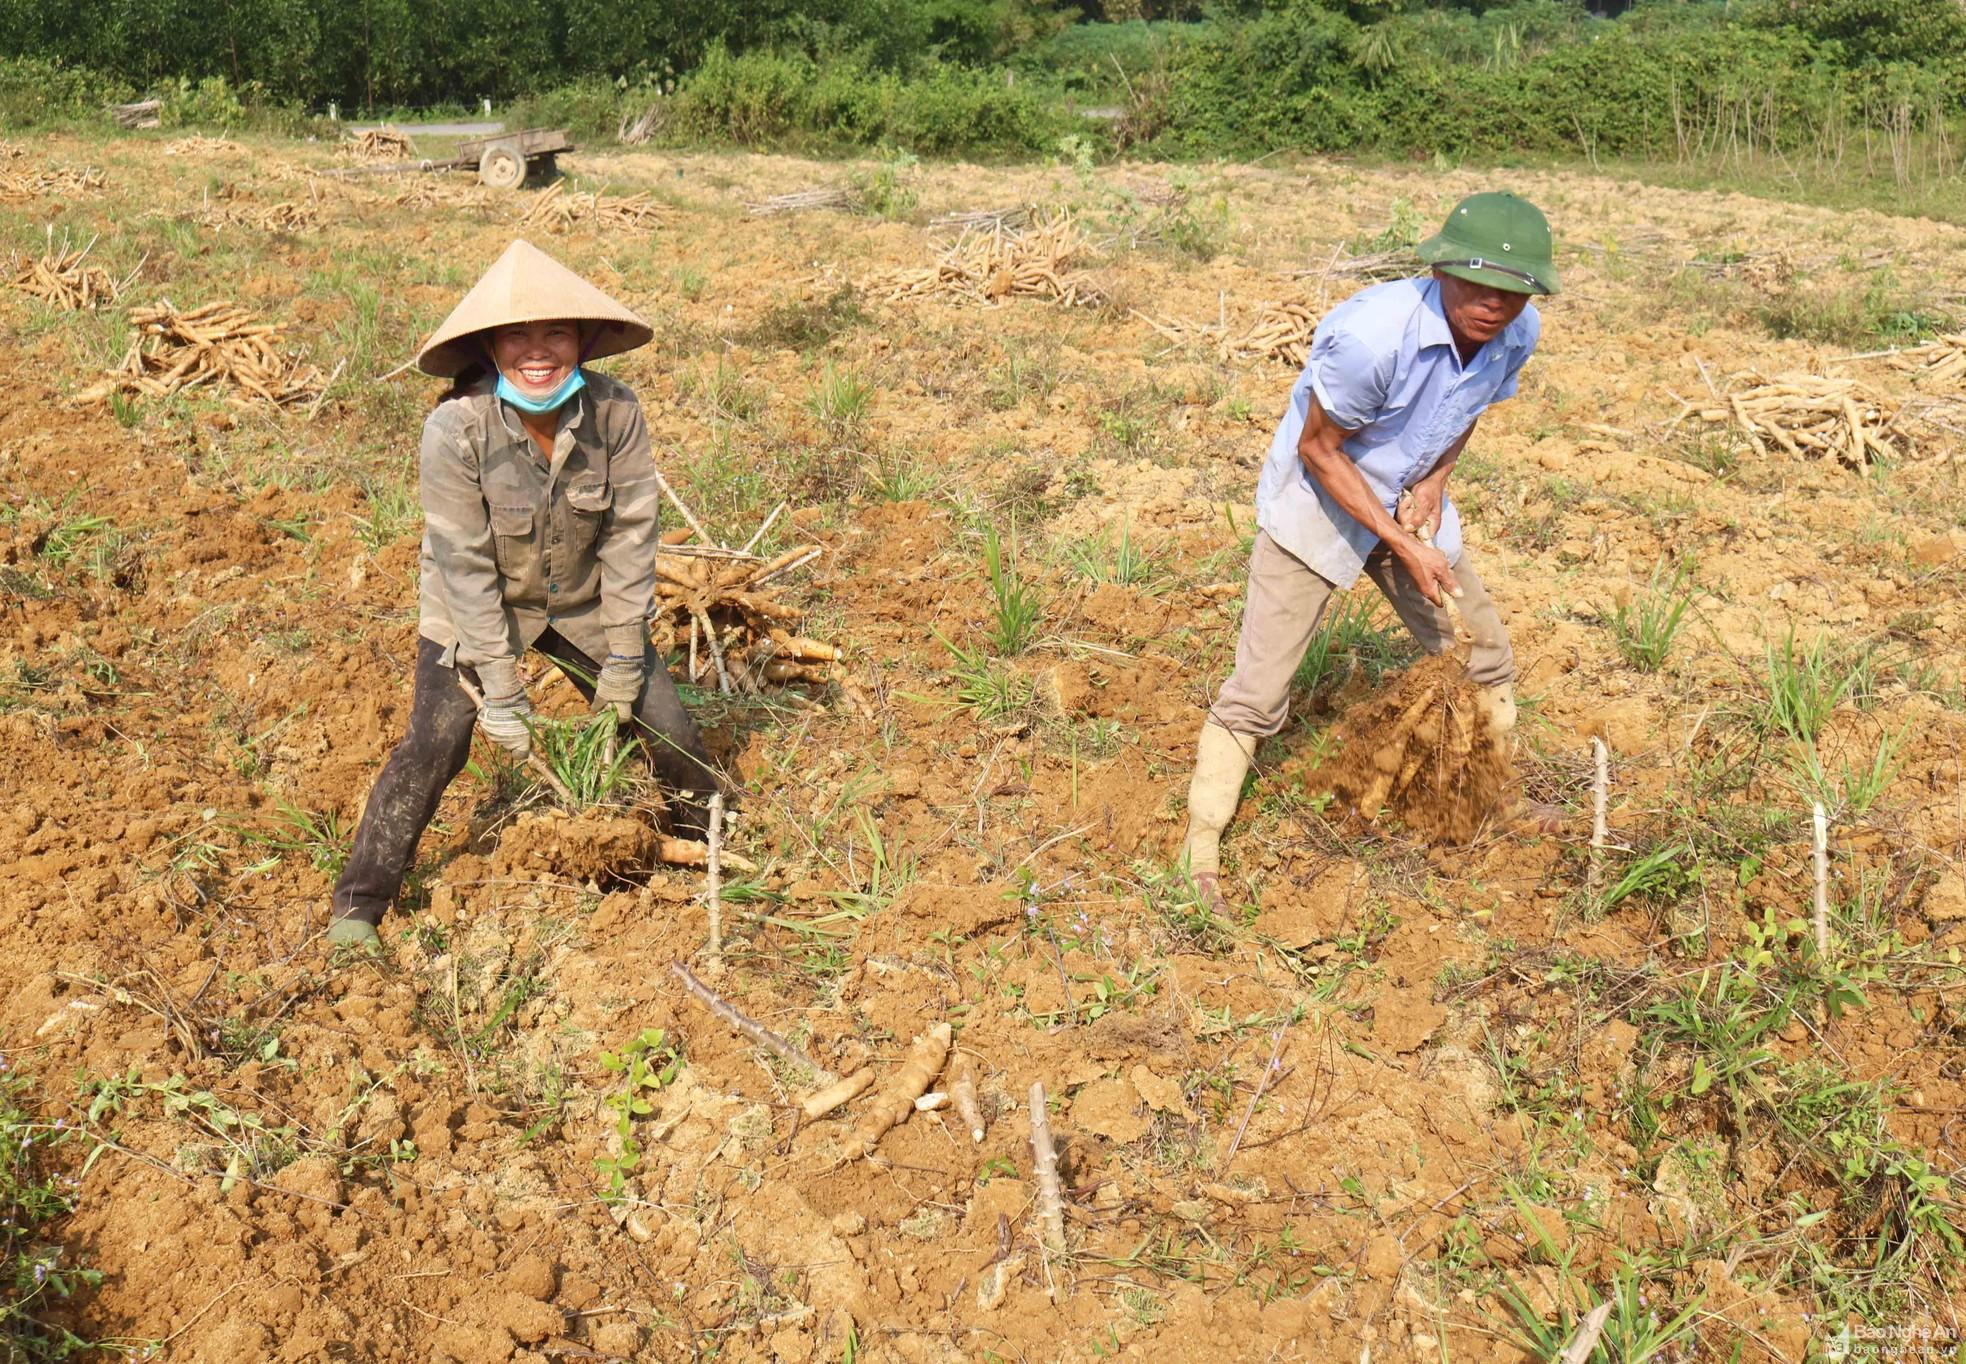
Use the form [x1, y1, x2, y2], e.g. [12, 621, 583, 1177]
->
[488, 503, 535, 575]
[565, 475, 612, 552]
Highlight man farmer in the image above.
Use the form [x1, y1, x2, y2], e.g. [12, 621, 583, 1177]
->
[1179, 191, 1557, 914]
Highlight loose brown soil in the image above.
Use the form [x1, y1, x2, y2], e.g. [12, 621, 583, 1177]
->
[1, 134, 1963, 1363]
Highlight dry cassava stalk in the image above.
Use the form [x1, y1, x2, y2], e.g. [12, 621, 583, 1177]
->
[1675, 369, 1911, 469]
[342, 127, 414, 161]
[163, 136, 244, 156]
[76, 301, 329, 410]
[800, 1069, 874, 1121]
[1134, 296, 1320, 368]
[670, 959, 833, 1082]
[522, 183, 663, 234]
[951, 1062, 985, 1143]
[837, 1022, 951, 1161]
[0, 166, 105, 202]
[864, 211, 1105, 309]
[746, 188, 861, 217]
[9, 231, 128, 311]
[198, 200, 320, 233]
[1028, 1080, 1069, 1296]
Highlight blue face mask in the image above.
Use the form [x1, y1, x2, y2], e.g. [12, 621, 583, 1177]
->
[496, 366, 586, 415]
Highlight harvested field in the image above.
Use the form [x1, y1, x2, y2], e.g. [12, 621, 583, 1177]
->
[2, 134, 1965, 1364]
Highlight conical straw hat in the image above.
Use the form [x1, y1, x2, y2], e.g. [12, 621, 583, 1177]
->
[415, 238, 653, 378]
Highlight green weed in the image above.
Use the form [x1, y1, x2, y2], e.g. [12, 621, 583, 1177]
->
[1293, 593, 1410, 695]
[593, 1028, 681, 1201]
[0, 1073, 100, 1361]
[982, 523, 1042, 655]
[1761, 630, 1877, 743]
[354, 472, 418, 551]
[743, 286, 864, 352]
[247, 799, 351, 879]
[1491, 1260, 1703, 1364]
[1606, 560, 1695, 671]
[1600, 839, 1699, 911]
[864, 447, 939, 502]
[806, 363, 873, 431]
[1787, 725, 1903, 817]
[1061, 519, 1166, 592]
[851, 148, 920, 220]
[932, 631, 1035, 722]
[529, 710, 643, 809]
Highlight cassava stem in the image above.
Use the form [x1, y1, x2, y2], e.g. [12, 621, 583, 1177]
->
[1028, 1081, 1069, 1294]
[705, 791, 725, 960]
[1589, 736, 1610, 894]
[1812, 802, 1829, 955]
[669, 960, 832, 1082]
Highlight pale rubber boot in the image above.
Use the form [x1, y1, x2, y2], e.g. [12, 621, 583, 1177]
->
[1479, 682, 1559, 834]
[1181, 721, 1256, 915]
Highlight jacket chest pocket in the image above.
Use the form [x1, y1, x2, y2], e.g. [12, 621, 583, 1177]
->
[489, 503, 536, 574]
[565, 476, 611, 552]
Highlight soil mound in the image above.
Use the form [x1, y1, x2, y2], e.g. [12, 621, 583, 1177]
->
[486, 810, 658, 883]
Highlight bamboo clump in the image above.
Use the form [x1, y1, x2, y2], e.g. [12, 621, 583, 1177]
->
[864, 211, 1105, 308]
[1677, 370, 1910, 469]
[9, 232, 128, 311]
[0, 166, 105, 202]
[76, 302, 329, 410]
[522, 183, 664, 234]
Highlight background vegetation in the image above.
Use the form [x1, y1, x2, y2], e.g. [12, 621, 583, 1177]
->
[3, 0, 1965, 195]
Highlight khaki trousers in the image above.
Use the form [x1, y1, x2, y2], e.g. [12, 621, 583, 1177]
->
[1209, 531, 1515, 738]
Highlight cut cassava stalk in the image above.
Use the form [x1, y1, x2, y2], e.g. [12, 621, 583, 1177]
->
[951, 1062, 985, 1143]
[669, 960, 834, 1083]
[1812, 802, 1830, 955]
[704, 791, 726, 962]
[837, 1022, 951, 1161]
[799, 1069, 873, 1121]
[1589, 736, 1610, 894]
[1028, 1080, 1069, 1299]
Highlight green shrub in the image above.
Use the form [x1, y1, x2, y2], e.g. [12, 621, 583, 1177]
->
[0, 56, 129, 129]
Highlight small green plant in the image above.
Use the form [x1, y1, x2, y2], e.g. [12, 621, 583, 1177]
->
[355, 473, 418, 552]
[1789, 725, 1904, 817]
[1293, 593, 1409, 694]
[1062, 519, 1166, 591]
[248, 799, 351, 879]
[1, 1073, 99, 1361]
[593, 1028, 681, 1201]
[1599, 839, 1699, 911]
[529, 711, 643, 809]
[852, 148, 919, 220]
[806, 363, 873, 431]
[932, 631, 1035, 722]
[982, 523, 1042, 655]
[828, 807, 918, 916]
[1607, 560, 1695, 671]
[1491, 1261, 1703, 1364]
[865, 448, 939, 502]
[1761, 630, 1877, 742]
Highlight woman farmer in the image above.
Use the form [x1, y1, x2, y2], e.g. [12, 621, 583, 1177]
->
[327, 239, 720, 948]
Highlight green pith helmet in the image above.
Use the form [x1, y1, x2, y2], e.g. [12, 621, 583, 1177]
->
[1416, 191, 1560, 296]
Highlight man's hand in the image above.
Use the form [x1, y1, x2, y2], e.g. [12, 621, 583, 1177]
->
[592, 654, 643, 722]
[1398, 483, 1443, 539]
[478, 690, 534, 759]
[1393, 532, 1461, 607]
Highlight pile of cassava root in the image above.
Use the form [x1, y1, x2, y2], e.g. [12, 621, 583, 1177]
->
[77, 302, 331, 410]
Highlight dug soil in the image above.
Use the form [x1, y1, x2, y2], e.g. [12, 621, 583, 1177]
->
[1, 134, 1963, 1362]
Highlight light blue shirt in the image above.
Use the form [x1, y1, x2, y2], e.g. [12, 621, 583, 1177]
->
[1254, 276, 1538, 588]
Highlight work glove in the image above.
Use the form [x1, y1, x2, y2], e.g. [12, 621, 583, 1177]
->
[593, 627, 646, 721]
[474, 658, 533, 760]
[592, 655, 644, 722]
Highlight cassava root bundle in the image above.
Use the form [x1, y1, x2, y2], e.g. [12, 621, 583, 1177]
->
[522, 183, 663, 234]
[1674, 370, 1911, 469]
[9, 231, 129, 311]
[77, 302, 329, 410]
[864, 211, 1104, 308]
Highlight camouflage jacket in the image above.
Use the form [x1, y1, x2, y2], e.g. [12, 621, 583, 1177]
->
[416, 370, 658, 688]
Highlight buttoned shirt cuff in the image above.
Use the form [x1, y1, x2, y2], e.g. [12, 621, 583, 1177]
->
[604, 624, 647, 661]
[475, 657, 523, 703]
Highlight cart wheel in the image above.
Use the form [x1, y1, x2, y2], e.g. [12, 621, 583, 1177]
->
[479, 146, 525, 190]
